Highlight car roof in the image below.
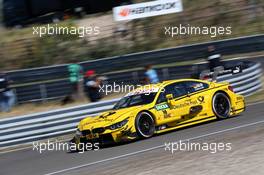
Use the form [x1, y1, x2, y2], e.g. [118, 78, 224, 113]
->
[132, 79, 209, 92]
[162, 78, 209, 86]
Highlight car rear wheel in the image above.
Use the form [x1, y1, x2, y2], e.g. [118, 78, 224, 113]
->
[212, 92, 231, 119]
[135, 112, 155, 138]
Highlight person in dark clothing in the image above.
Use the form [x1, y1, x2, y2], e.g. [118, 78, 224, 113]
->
[0, 72, 16, 112]
[84, 70, 102, 102]
[207, 45, 222, 71]
[0, 73, 9, 92]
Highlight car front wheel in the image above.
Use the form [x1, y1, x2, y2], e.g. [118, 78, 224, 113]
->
[135, 112, 155, 138]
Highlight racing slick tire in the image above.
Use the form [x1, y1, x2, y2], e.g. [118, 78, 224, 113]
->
[212, 92, 231, 119]
[135, 112, 155, 138]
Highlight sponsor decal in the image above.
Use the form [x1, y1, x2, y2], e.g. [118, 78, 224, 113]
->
[162, 110, 172, 119]
[113, 0, 183, 21]
[198, 96, 205, 103]
[119, 8, 130, 17]
[172, 100, 198, 109]
[155, 103, 170, 111]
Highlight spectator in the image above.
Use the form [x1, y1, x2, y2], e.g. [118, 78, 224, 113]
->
[140, 77, 150, 85]
[84, 70, 102, 102]
[68, 63, 83, 95]
[62, 63, 83, 105]
[144, 65, 159, 84]
[207, 45, 222, 71]
[0, 72, 16, 112]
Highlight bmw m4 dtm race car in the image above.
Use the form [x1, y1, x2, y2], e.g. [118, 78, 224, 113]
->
[71, 78, 245, 148]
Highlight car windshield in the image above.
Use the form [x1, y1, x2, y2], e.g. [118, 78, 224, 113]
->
[113, 93, 157, 110]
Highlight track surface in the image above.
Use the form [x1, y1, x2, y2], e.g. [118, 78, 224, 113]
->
[0, 102, 264, 175]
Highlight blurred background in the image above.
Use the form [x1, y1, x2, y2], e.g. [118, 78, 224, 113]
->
[0, 0, 263, 117]
[0, 0, 263, 70]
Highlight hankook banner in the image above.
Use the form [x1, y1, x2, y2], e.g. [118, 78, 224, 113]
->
[113, 0, 183, 21]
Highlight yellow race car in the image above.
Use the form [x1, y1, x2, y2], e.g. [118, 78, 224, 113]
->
[72, 79, 245, 146]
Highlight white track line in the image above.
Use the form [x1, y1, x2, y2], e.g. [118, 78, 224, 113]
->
[44, 115, 264, 175]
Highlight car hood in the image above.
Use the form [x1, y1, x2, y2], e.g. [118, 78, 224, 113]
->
[78, 105, 149, 130]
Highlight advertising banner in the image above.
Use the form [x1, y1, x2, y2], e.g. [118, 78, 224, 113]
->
[113, 0, 183, 21]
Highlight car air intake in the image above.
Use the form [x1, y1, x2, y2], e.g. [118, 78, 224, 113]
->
[82, 130, 91, 135]
[92, 128, 105, 134]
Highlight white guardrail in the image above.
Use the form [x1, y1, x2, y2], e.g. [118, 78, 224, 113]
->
[0, 62, 262, 148]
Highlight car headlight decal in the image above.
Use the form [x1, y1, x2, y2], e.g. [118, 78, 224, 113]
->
[108, 118, 129, 130]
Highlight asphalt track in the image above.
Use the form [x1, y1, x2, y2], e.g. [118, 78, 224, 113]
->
[0, 101, 264, 175]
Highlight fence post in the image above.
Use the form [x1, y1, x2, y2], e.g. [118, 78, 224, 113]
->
[132, 72, 139, 84]
[40, 84, 47, 102]
[162, 68, 169, 81]
[13, 88, 18, 105]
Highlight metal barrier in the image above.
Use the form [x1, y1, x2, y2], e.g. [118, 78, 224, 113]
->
[0, 99, 118, 147]
[217, 62, 262, 96]
[0, 61, 262, 148]
[10, 58, 264, 103]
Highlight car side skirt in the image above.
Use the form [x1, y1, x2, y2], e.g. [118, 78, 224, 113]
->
[155, 116, 217, 134]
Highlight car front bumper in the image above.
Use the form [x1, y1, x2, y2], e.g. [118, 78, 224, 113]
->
[73, 126, 138, 146]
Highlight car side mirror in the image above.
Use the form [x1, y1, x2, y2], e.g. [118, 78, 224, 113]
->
[166, 94, 173, 100]
[166, 94, 174, 109]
